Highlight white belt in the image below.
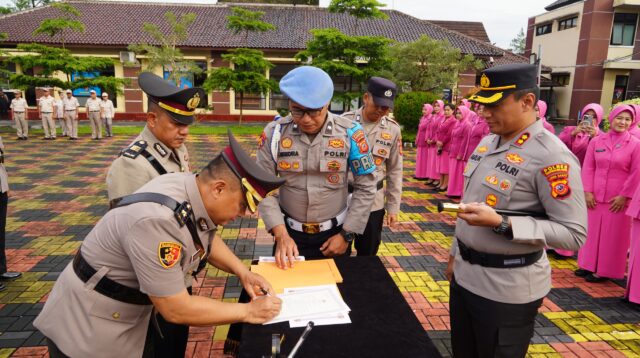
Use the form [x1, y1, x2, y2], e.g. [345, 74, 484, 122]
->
[285, 206, 348, 234]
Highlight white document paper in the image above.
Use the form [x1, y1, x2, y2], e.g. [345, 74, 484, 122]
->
[258, 256, 305, 263]
[285, 285, 351, 327]
[264, 285, 350, 325]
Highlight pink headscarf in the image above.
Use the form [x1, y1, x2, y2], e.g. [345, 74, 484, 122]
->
[580, 103, 604, 127]
[630, 104, 640, 127]
[461, 99, 472, 109]
[423, 103, 433, 116]
[537, 100, 547, 121]
[457, 105, 471, 122]
[609, 105, 635, 126]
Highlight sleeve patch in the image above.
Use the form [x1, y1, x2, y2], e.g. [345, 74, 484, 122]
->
[257, 131, 267, 149]
[542, 163, 571, 200]
[158, 242, 182, 269]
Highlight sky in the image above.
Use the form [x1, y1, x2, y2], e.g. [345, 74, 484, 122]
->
[0, 0, 550, 48]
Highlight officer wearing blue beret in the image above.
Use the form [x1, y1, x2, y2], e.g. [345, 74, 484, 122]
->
[256, 66, 378, 268]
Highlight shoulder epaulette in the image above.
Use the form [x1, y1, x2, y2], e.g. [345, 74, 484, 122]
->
[386, 117, 400, 127]
[341, 111, 356, 120]
[121, 140, 148, 159]
[333, 114, 356, 129]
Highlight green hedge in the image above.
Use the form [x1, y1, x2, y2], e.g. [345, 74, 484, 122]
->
[393, 92, 441, 139]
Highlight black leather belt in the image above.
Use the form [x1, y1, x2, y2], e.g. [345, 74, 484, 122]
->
[457, 239, 542, 269]
[348, 180, 383, 194]
[73, 249, 152, 305]
[65, 109, 76, 111]
[41, 112, 52, 114]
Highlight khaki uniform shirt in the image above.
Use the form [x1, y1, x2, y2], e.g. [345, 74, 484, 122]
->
[106, 126, 190, 201]
[101, 99, 115, 118]
[9, 98, 27, 112]
[256, 113, 378, 234]
[452, 120, 587, 304]
[38, 95, 55, 113]
[55, 99, 64, 118]
[86, 97, 101, 112]
[34, 173, 216, 358]
[0, 138, 8, 193]
[62, 96, 79, 111]
[343, 108, 403, 214]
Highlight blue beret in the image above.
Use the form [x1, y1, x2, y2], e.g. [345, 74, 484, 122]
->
[279, 66, 334, 109]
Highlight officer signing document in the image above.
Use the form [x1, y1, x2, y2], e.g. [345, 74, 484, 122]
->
[447, 64, 587, 357]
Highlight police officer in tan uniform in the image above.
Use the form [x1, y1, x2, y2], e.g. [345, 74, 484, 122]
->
[62, 89, 80, 140]
[0, 136, 21, 289]
[106, 72, 201, 206]
[34, 131, 285, 358]
[85, 90, 103, 140]
[256, 66, 378, 269]
[447, 64, 587, 357]
[9, 91, 28, 140]
[38, 88, 56, 140]
[343, 77, 403, 256]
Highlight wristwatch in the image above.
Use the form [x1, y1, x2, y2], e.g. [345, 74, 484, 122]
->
[340, 229, 357, 243]
[492, 215, 511, 236]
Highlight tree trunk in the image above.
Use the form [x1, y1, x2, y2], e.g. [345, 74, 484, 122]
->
[239, 92, 244, 124]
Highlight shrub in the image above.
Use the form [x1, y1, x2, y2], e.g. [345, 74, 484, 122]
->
[393, 91, 440, 135]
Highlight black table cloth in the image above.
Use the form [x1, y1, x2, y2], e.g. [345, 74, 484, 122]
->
[234, 256, 441, 357]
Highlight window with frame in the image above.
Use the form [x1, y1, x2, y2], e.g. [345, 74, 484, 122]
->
[551, 73, 570, 86]
[269, 63, 297, 112]
[71, 66, 117, 107]
[612, 75, 629, 104]
[536, 23, 552, 36]
[558, 16, 578, 31]
[611, 13, 637, 46]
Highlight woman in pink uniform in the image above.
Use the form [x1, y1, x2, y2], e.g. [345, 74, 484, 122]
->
[630, 105, 640, 139]
[426, 100, 444, 187]
[434, 103, 456, 192]
[415, 103, 432, 179]
[624, 169, 640, 306]
[558, 103, 604, 165]
[536, 100, 556, 134]
[576, 105, 640, 283]
[447, 105, 472, 198]
[462, 105, 490, 163]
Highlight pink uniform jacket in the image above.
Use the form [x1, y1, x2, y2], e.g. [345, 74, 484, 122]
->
[537, 100, 555, 134]
[558, 103, 604, 165]
[463, 114, 490, 161]
[449, 107, 472, 159]
[436, 115, 456, 152]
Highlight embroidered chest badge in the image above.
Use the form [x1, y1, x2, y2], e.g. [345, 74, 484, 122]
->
[505, 153, 525, 165]
[281, 137, 293, 149]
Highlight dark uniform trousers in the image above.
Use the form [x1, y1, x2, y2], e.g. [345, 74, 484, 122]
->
[277, 224, 351, 259]
[148, 286, 193, 357]
[353, 209, 385, 256]
[450, 277, 543, 358]
[0, 192, 7, 274]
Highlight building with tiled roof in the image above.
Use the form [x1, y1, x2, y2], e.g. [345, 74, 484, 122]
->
[428, 20, 491, 43]
[0, 1, 526, 121]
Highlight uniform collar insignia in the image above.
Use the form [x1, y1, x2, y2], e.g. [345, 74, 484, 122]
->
[323, 117, 334, 136]
[198, 218, 210, 231]
[154, 142, 168, 157]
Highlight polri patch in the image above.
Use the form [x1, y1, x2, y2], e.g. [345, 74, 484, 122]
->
[542, 163, 571, 200]
[158, 242, 182, 269]
[352, 129, 369, 154]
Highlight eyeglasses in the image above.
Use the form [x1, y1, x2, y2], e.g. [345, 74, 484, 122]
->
[221, 153, 263, 213]
[290, 107, 323, 119]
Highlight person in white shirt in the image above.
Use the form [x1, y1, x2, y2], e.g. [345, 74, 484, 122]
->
[85, 90, 102, 140]
[9, 91, 28, 140]
[38, 88, 56, 140]
[56, 90, 67, 137]
[62, 90, 80, 140]
[100, 92, 115, 137]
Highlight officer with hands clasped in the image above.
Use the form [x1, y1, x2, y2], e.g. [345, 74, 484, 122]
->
[34, 131, 285, 358]
[256, 66, 378, 268]
[342, 77, 403, 256]
[447, 63, 587, 357]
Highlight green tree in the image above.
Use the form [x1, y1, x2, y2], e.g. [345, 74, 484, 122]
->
[11, 0, 53, 11]
[0, 7, 12, 15]
[296, 28, 392, 111]
[328, 0, 388, 35]
[394, 91, 440, 141]
[226, 7, 276, 46]
[32, 2, 85, 50]
[129, 11, 202, 88]
[204, 48, 278, 123]
[509, 27, 525, 55]
[386, 35, 482, 93]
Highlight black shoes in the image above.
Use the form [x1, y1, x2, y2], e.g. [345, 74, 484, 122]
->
[0, 272, 21, 280]
[574, 269, 591, 277]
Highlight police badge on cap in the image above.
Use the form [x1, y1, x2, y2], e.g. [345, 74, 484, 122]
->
[367, 77, 397, 109]
[138, 72, 208, 125]
[468, 64, 538, 106]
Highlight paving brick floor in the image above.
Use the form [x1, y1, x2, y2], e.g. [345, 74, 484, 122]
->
[0, 133, 638, 357]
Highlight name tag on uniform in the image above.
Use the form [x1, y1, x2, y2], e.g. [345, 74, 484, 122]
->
[595, 149, 606, 153]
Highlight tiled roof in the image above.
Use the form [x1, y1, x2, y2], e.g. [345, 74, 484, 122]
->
[544, 0, 582, 11]
[0, 1, 514, 59]
[427, 20, 490, 43]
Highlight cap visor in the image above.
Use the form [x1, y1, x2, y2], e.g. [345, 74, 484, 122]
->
[468, 89, 514, 106]
[166, 111, 195, 125]
[371, 96, 394, 108]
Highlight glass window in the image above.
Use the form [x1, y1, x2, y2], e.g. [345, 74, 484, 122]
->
[611, 13, 637, 46]
[551, 73, 570, 86]
[536, 23, 552, 36]
[269, 63, 297, 112]
[613, 75, 629, 104]
[558, 16, 578, 31]
[235, 92, 266, 110]
[71, 65, 118, 107]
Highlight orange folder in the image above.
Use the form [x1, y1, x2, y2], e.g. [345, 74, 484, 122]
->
[251, 259, 343, 294]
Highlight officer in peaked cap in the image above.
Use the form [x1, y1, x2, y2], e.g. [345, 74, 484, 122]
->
[342, 77, 403, 256]
[256, 66, 378, 269]
[35, 131, 285, 358]
[106, 72, 208, 207]
[448, 63, 587, 357]
[104, 72, 207, 357]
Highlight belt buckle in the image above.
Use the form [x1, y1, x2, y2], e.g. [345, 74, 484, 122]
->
[302, 223, 320, 234]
